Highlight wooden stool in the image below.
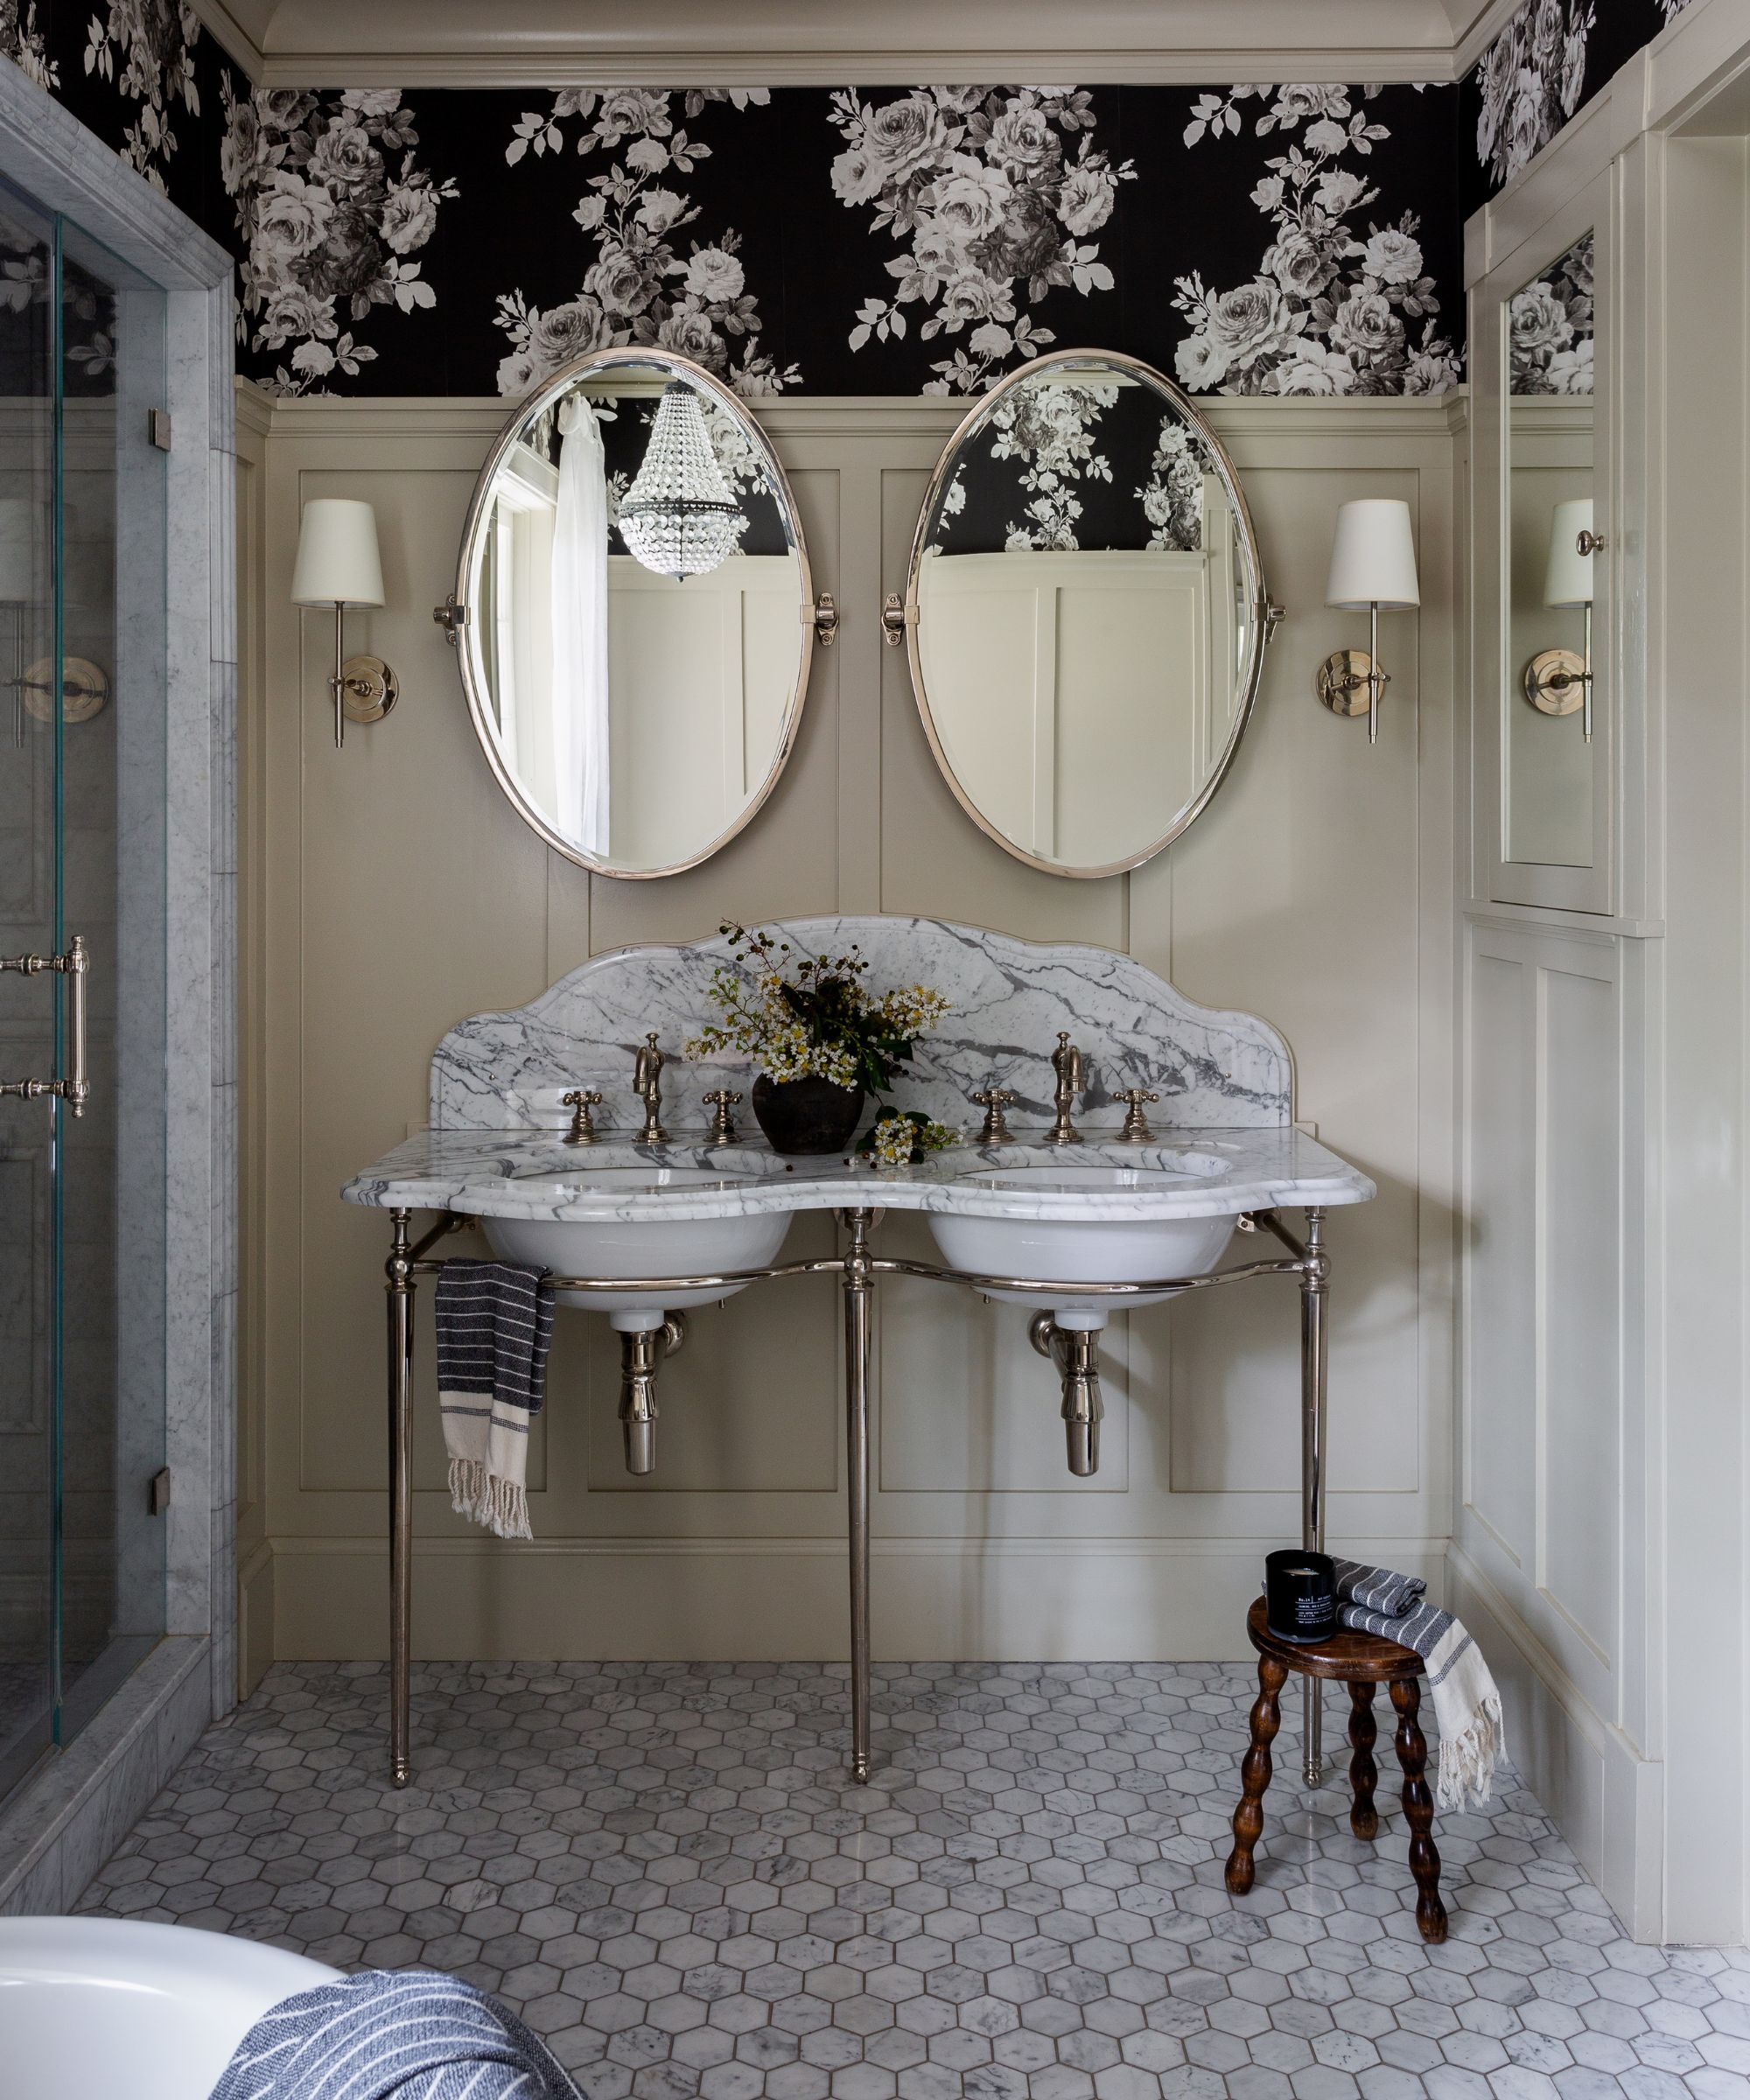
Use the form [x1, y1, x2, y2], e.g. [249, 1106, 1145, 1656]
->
[1224, 1596, 1447, 1942]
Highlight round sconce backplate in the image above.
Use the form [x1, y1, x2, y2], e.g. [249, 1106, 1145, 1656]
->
[1523, 648, 1586, 717]
[342, 654, 398, 724]
[22, 655, 108, 724]
[1315, 648, 1376, 718]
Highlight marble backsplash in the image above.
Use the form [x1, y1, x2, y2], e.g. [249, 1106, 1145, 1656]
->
[430, 916, 1293, 1137]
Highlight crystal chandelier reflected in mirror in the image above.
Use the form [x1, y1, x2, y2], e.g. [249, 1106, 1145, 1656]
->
[618, 382, 747, 581]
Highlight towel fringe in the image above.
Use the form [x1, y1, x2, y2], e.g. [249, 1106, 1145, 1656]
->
[448, 1457, 531, 1543]
[1436, 1686, 1507, 1811]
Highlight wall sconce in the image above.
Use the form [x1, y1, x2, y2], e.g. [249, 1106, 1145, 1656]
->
[1524, 498, 1600, 744]
[1317, 498, 1420, 746]
[291, 498, 397, 750]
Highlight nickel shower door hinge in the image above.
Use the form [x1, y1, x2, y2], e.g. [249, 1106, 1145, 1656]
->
[149, 1466, 172, 1515]
[148, 410, 172, 452]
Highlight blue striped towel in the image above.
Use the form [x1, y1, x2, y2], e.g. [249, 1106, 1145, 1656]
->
[207, 1968, 578, 2099]
[1333, 1558, 1507, 1810]
[435, 1260, 556, 1542]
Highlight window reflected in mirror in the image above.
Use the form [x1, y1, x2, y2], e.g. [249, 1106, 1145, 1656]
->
[1504, 231, 1595, 872]
[908, 354, 1265, 879]
[458, 353, 811, 878]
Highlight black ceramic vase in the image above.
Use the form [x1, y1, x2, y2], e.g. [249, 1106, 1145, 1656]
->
[751, 1074, 865, 1155]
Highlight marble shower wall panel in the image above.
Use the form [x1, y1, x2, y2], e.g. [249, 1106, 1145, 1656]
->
[253, 392, 1456, 1662]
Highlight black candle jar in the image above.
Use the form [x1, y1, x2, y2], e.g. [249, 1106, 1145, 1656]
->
[1264, 1548, 1338, 1643]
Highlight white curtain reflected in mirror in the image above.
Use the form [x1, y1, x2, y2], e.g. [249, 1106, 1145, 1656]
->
[906, 353, 1266, 879]
[1505, 231, 1596, 871]
[457, 350, 814, 878]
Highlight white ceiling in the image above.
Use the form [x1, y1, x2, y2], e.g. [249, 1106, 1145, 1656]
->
[195, 0, 1520, 87]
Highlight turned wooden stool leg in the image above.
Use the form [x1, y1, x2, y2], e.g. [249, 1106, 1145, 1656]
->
[1347, 1680, 1379, 1839]
[1226, 1655, 1289, 1895]
[1390, 1676, 1447, 1942]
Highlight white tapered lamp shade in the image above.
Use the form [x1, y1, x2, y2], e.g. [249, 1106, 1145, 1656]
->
[1326, 498, 1420, 610]
[1544, 499, 1594, 608]
[291, 498, 384, 607]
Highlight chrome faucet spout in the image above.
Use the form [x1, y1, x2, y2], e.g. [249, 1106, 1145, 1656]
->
[633, 1032, 669, 1144]
[1044, 1032, 1086, 1145]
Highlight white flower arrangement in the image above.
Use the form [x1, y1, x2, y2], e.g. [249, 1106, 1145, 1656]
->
[685, 925, 949, 1095]
[862, 1110, 958, 1171]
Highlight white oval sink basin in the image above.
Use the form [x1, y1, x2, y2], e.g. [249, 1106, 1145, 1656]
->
[926, 1163, 1237, 1327]
[483, 1166, 792, 1327]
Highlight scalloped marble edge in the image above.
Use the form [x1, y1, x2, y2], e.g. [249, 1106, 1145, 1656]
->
[429, 915, 1294, 1137]
[341, 1128, 1374, 1226]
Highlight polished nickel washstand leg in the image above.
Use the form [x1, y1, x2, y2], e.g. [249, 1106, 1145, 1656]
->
[379, 1204, 1332, 1796]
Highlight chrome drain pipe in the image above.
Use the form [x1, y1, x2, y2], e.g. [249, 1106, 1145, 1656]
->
[1029, 1312, 1103, 1476]
[618, 1312, 687, 1474]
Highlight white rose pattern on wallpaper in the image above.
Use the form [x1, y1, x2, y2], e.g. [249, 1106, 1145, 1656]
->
[991, 378, 1120, 550]
[1508, 230, 1593, 396]
[931, 387, 1204, 556]
[84, 0, 200, 190]
[0, 3, 57, 89]
[495, 89, 798, 401]
[1474, 0, 1595, 191]
[1172, 86, 1460, 397]
[1139, 421, 1204, 552]
[220, 83, 457, 396]
[830, 87, 1135, 395]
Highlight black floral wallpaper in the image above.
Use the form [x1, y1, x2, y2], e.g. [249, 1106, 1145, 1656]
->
[1461, 0, 1694, 218]
[0, 0, 1698, 401]
[926, 378, 1212, 555]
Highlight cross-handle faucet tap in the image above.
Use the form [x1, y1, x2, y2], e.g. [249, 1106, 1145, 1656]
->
[562, 1088, 602, 1145]
[703, 1088, 743, 1144]
[1044, 1032, 1086, 1145]
[633, 1032, 669, 1144]
[971, 1086, 1018, 1145]
[1116, 1088, 1159, 1144]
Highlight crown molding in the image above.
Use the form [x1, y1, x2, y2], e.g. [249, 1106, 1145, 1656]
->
[1450, 0, 1523, 79]
[193, 0, 1483, 88]
[190, 0, 268, 79]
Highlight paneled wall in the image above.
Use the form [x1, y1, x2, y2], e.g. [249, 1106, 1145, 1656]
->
[236, 386, 1458, 1681]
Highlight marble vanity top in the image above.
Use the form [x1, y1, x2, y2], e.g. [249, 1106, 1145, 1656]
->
[341, 1125, 1373, 1224]
[345, 916, 1375, 1233]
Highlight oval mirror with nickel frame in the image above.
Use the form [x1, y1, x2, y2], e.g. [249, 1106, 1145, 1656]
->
[441, 346, 828, 881]
[903, 349, 1272, 881]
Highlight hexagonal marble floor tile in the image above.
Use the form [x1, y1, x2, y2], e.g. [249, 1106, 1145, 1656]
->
[72, 1662, 1750, 2097]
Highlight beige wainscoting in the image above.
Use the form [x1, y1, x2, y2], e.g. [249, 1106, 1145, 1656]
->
[235, 385, 1459, 1683]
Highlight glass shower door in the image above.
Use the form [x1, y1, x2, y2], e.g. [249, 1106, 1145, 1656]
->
[0, 183, 57, 1802]
[0, 181, 169, 1803]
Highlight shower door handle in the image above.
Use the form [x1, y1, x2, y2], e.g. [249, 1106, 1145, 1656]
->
[0, 933, 89, 1116]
